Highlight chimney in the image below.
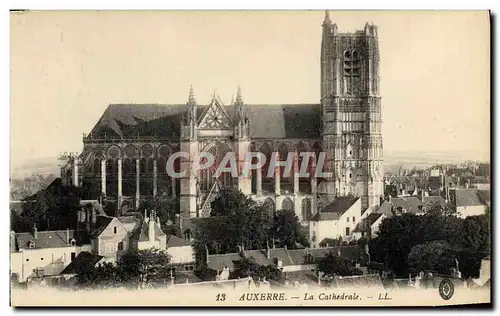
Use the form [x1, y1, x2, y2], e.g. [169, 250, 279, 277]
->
[145, 209, 148, 222]
[266, 240, 270, 259]
[148, 210, 156, 241]
[66, 228, 70, 244]
[10, 231, 16, 252]
[92, 208, 97, 224]
[205, 245, 209, 264]
[33, 224, 38, 239]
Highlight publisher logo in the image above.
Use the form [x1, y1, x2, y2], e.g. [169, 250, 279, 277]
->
[438, 279, 454, 300]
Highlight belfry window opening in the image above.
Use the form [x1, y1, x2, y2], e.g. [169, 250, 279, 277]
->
[343, 49, 361, 95]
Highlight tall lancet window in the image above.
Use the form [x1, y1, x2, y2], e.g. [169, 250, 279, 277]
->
[200, 143, 234, 192]
[343, 49, 361, 95]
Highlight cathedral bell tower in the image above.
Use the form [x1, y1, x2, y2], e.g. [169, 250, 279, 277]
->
[320, 11, 384, 211]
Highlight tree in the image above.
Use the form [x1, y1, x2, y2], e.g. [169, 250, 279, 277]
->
[118, 248, 171, 288]
[370, 211, 491, 279]
[210, 187, 256, 217]
[76, 262, 126, 288]
[454, 215, 490, 278]
[407, 240, 455, 275]
[194, 187, 271, 254]
[14, 179, 82, 232]
[317, 252, 362, 277]
[369, 214, 423, 277]
[269, 210, 309, 249]
[194, 266, 218, 281]
[229, 257, 282, 282]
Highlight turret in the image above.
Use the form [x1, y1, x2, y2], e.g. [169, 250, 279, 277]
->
[234, 86, 250, 140]
[181, 85, 198, 141]
[148, 210, 156, 242]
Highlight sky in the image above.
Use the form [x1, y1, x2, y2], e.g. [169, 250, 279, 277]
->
[10, 11, 490, 167]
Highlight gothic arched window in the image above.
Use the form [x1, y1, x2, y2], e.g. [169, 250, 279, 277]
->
[200, 143, 233, 192]
[343, 49, 361, 95]
[281, 197, 294, 212]
[263, 198, 275, 218]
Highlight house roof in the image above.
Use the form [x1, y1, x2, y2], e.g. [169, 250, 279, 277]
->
[477, 190, 491, 205]
[332, 274, 384, 290]
[366, 212, 384, 226]
[87, 103, 321, 140]
[451, 189, 485, 207]
[376, 200, 393, 216]
[207, 253, 242, 272]
[130, 220, 166, 242]
[15, 229, 90, 250]
[166, 235, 192, 248]
[207, 245, 368, 272]
[311, 196, 359, 221]
[422, 196, 446, 208]
[90, 215, 114, 238]
[310, 212, 341, 221]
[391, 196, 423, 214]
[243, 250, 274, 266]
[318, 238, 341, 248]
[60, 251, 104, 275]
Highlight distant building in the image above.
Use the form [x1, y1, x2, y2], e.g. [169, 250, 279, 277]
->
[11, 200, 195, 283]
[308, 196, 363, 247]
[449, 188, 489, 218]
[422, 195, 447, 212]
[205, 245, 368, 281]
[165, 235, 195, 271]
[10, 228, 92, 283]
[390, 196, 424, 215]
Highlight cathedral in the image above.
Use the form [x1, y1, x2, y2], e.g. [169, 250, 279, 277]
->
[61, 12, 384, 224]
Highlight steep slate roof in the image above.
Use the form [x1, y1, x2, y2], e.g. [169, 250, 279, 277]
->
[15, 229, 90, 250]
[60, 251, 104, 275]
[166, 235, 192, 248]
[451, 189, 485, 207]
[243, 250, 273, 266]
[90, 215, 114, 238]
[207, 253, 242, 272]
[88, 104, 186, 138]
[365, 212, 383, 226]
[477, 190, 491, 205]
[391, 196, 423, 214]
[422, 196, 446, 208]
[87, 103, 321, 140]
[207, 246, 368, 272]
[311, 196, 359, 221]
[318, 238, 341, 248]
[376, 200, 393, 216]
